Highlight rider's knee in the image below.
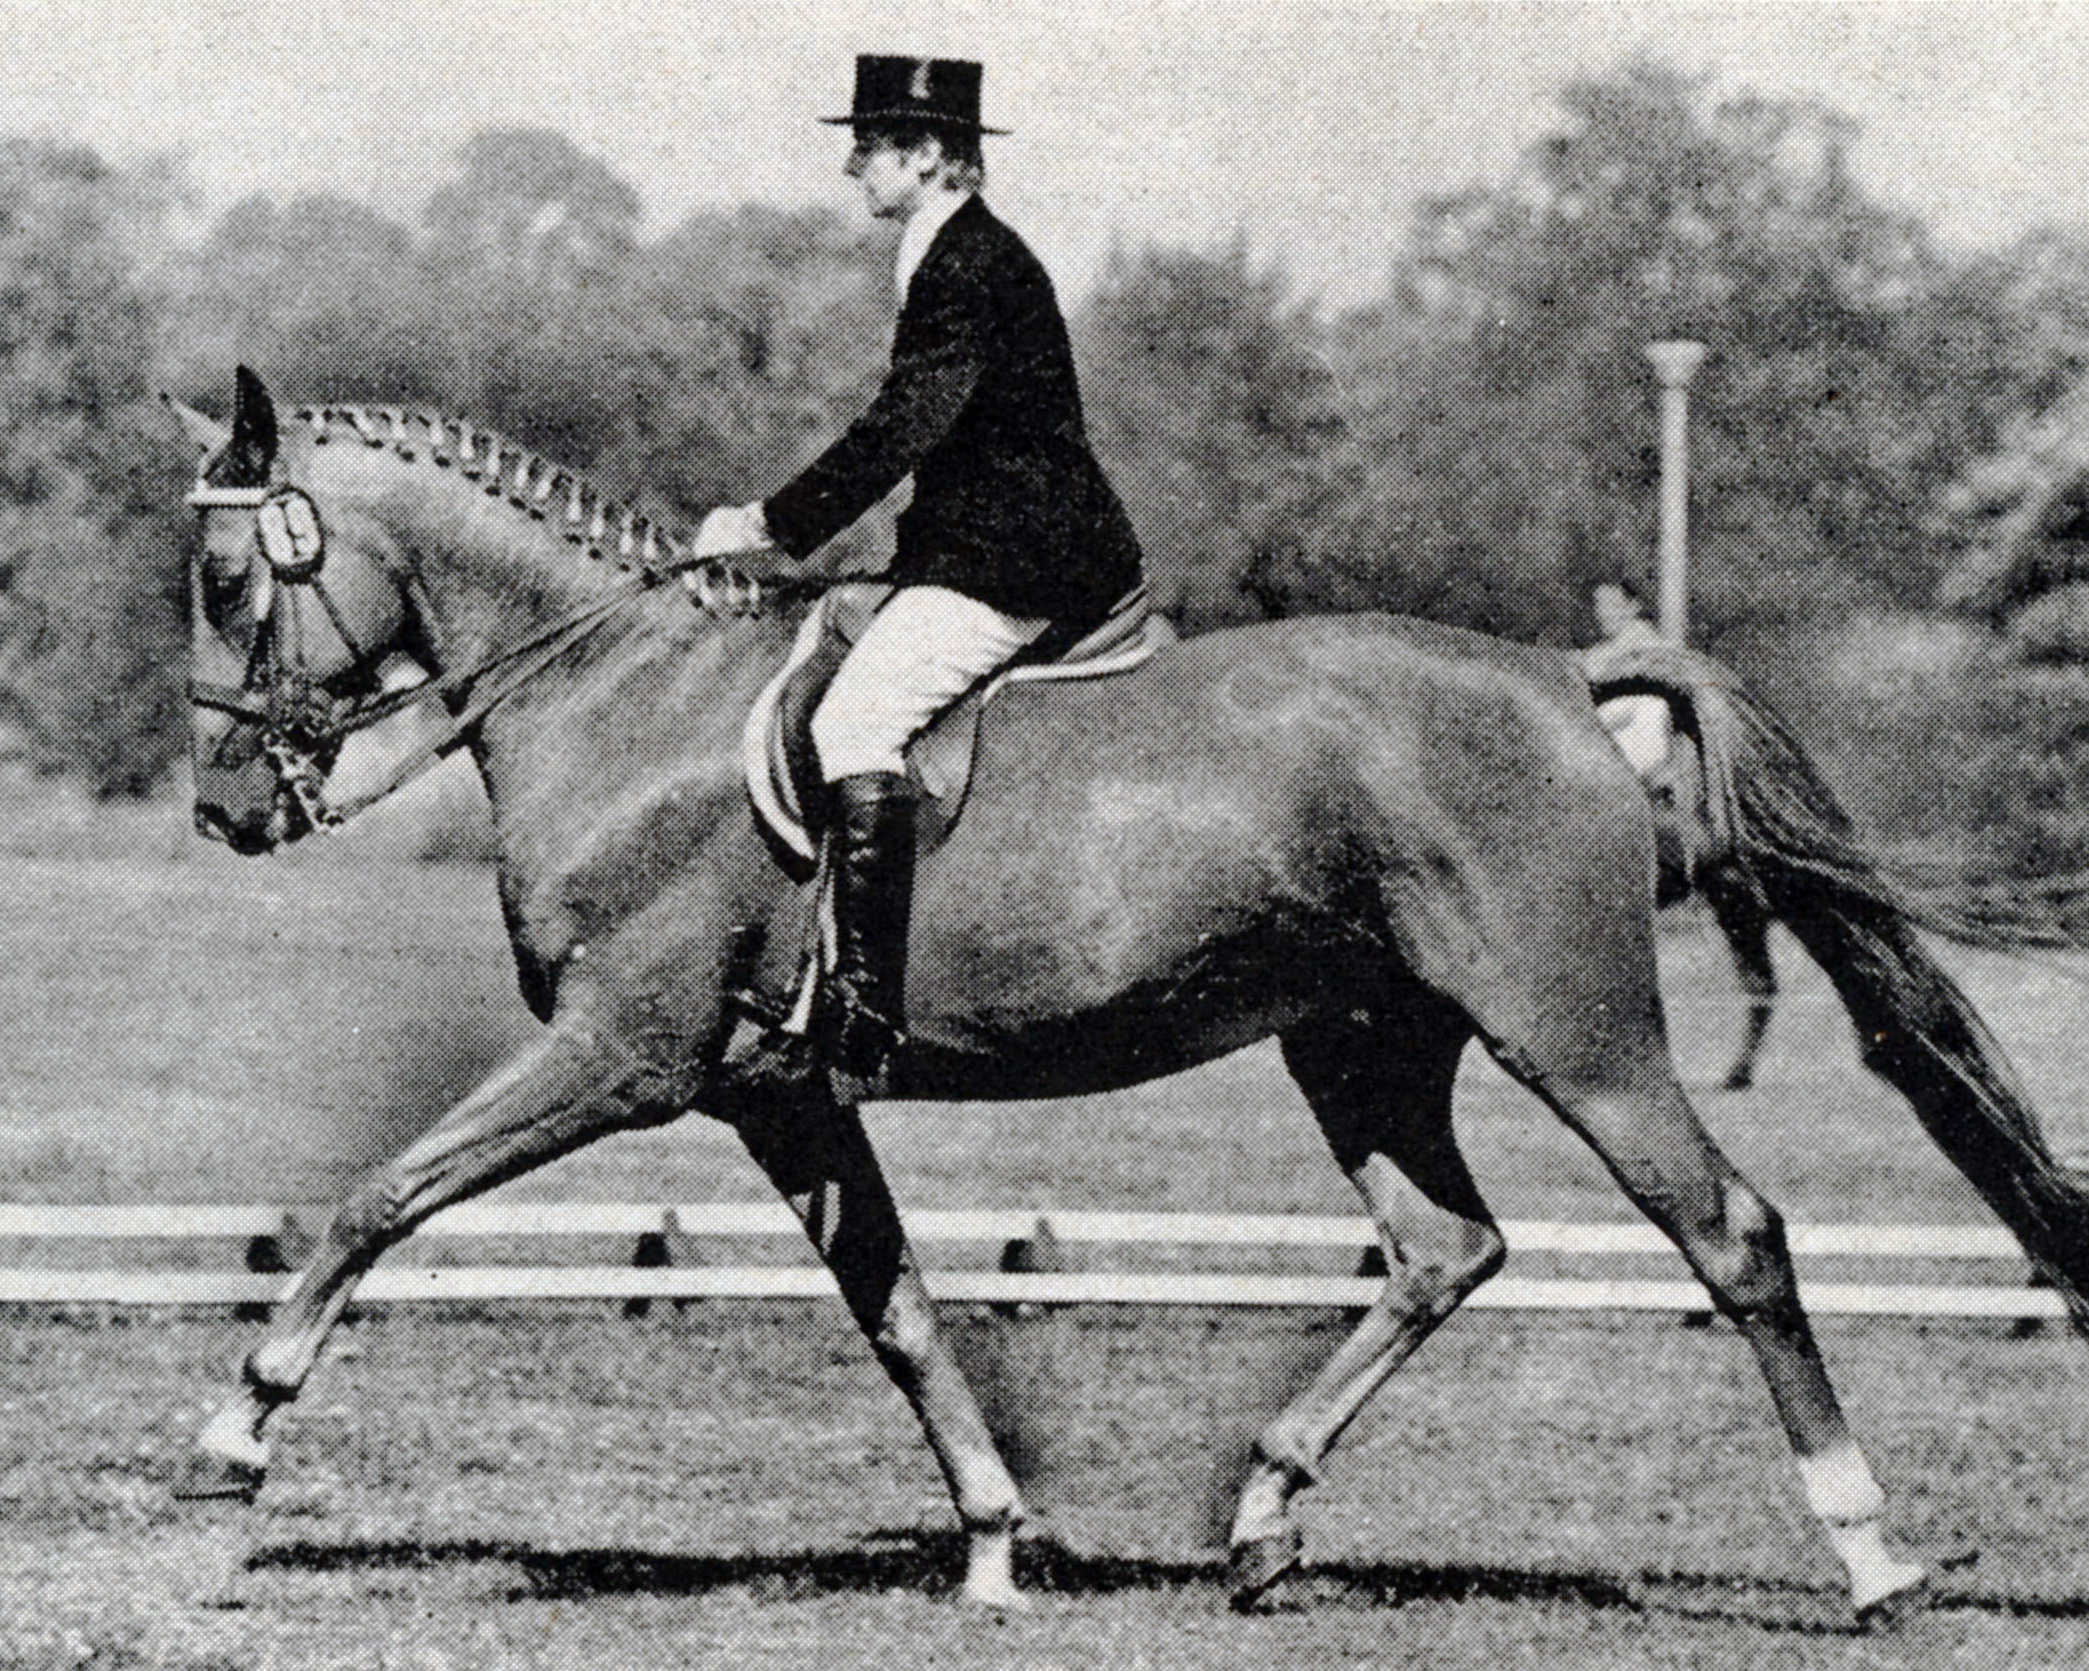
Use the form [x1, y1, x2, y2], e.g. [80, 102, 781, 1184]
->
[811, 696, 907, 781]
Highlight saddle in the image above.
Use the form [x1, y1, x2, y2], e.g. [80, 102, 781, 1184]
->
[743, 583, 1173, 878]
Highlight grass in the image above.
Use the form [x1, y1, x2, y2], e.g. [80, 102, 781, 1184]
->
[6, 839, 2089, 1666]
[2, 1306, 2086, 1669]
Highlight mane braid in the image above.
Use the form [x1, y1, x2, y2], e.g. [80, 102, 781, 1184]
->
[290, 405, 748, 603]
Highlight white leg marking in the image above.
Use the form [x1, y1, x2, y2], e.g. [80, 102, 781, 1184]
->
[1799, 1443, 1926, 1615]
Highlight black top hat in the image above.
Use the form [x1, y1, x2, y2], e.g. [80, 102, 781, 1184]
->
[821, 56, 1009, 135]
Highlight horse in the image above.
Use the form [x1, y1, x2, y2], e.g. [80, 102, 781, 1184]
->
[1596, 649, 1785, 1093]
[1630, 708, 2071, 1094]
[1684, 870, 1781, 1088]
[1650, 779, 1780, 1090]
[165, 367, 2089, 1621]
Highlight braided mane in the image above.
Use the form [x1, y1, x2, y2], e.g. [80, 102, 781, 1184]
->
[294, 403, 763, 613]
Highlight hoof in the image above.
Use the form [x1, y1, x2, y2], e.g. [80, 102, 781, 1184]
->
[1853, 1567, 1930, 1631]
[959, 1518, 1029, 1613]
[1721, 1069, 1755, 1092]
[172, 1450, 265, 1504]
[960, 1574, 1032, 1614]
[1228, 1524, 1304, 1612]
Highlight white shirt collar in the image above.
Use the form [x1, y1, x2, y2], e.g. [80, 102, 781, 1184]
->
[896, 188, 974, 302]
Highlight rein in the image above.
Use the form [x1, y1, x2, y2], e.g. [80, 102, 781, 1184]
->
[187, 476, 842, 828]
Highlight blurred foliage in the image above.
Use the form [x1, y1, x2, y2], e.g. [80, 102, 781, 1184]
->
[1933, 236, 2089, 872]
[0, 137, 188, 795]
[1242, 61, 2063, 672]
[10, 62, 2089, 858]
[1076, 237, 1343, 629]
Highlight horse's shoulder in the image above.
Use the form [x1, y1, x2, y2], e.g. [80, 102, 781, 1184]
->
[500, 767, 746, 967]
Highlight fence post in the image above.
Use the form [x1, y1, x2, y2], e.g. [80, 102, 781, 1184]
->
[626, 1207, 696, 1319]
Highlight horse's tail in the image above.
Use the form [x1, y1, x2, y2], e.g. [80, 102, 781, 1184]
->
[1584, 642, 2089, 1333]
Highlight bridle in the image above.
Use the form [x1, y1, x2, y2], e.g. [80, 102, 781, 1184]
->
[185, 472, 817, 830]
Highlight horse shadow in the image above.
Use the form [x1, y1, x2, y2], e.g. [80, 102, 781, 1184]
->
[241, 1531, 2089, 1632]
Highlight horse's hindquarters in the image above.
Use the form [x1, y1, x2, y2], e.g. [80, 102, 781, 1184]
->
[893, 615, 1668, 1098]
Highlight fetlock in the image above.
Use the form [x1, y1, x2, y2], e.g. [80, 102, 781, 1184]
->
[243, 1343, 305, 1407]
[1252, 1426, 1322, 1490]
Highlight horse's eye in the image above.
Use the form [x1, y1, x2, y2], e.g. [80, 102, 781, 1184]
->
[198, 550, 254, 631]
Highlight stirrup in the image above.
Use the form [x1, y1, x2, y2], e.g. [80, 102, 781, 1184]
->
[827, 1006, 903, 1077]
[808, 993, 902, 1104]
[728, 1024, 827, 1102]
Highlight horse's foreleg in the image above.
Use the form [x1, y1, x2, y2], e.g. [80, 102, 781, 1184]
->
[1230, 1007, 1503, 1608]
[183, 1022, 671, 1499]
[731, 1088, 1027, 1610]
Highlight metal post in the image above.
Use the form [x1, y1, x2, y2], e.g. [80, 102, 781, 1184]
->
[1646, 340, 1707, 643]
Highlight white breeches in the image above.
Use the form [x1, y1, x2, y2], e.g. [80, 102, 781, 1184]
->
[1597, 691, 1675, 776]
[812, 585, 1050, 781]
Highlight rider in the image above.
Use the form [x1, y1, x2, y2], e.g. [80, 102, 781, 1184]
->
[1587, 580, 1674, 775]
[693, 55, 1147, 1090]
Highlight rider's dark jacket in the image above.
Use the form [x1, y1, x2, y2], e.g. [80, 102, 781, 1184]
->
[761, 195, 1144, 627]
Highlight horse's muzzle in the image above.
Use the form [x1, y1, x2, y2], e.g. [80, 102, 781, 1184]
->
[192, 751, 313, 855]
[193, 790, 311, 855]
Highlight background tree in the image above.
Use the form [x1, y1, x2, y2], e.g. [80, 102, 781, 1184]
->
[420, 129, 641, 290]
[1250, 61, 2050, 679]
[161, 193, 448, 406]
[0, 138, 186, 795]
[1076, 239, 1341, 629]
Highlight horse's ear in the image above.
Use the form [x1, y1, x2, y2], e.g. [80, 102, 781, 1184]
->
[215, 365, 279, 487]
[161, 393, 230, 464]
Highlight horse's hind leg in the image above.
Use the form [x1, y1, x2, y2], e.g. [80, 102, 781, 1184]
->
[1501, 1017, 1927, 1621]
[1704, 865, 1777, 1090]
[1229, 998, 1505, 1608]
[182, 1022, 673, 1499]
[730, 1085, 1028, 1610]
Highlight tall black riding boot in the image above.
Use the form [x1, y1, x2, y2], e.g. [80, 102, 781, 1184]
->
[820, 771, 917, 1090]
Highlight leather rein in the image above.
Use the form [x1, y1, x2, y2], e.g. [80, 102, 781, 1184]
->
[185, 477, 832, 830]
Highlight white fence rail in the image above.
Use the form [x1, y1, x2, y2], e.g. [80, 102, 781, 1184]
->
[0, 1203, 2061, 1319]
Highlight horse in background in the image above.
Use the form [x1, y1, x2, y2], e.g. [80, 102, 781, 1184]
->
[1588, 584, 1777, 1090]
[164, 367, 2089, 1622]
[1644, 734, 1779, 1092]
[1603, 663, 2074, 1094]
[1681, 864, 1780, 1090]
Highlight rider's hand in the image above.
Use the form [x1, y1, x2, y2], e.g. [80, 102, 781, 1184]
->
[693, 501, 771, 559]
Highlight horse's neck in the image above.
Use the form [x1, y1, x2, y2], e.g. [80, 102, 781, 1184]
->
[468, 597, 791, 884]
[467, 600, 798, 1010]
[300, 428, 799, 905]
[464, 567, 802, 969]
